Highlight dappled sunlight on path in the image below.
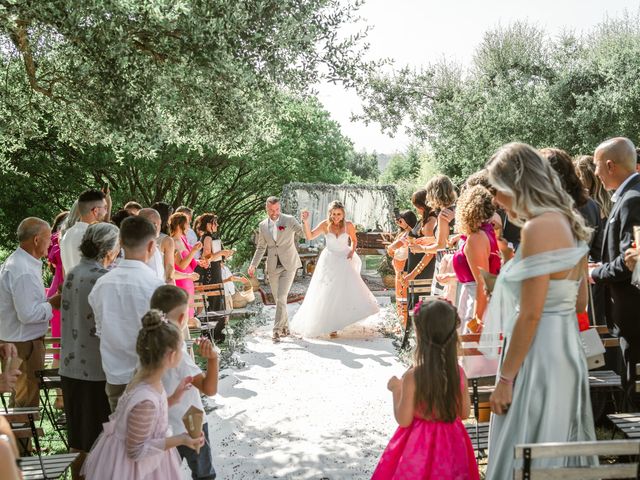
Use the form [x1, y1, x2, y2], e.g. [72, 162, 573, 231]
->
[206, 302, 403, 479]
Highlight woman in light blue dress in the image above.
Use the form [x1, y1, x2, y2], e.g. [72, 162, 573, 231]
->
[480, 143, 597, 479]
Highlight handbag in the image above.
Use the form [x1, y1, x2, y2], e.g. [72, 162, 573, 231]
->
[231, 273, 256, 308]
[580, 282, 605, 370]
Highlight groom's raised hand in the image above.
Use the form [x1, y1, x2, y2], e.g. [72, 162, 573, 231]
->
[248, 265, 256, 278]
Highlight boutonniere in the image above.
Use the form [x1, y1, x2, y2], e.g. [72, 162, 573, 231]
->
[278, 225, 286, 231]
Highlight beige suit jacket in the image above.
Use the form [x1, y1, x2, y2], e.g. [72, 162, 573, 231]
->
[250, 214, 304, 273]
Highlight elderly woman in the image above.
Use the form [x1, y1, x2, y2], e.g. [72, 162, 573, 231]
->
[452, 185, 501, 332]
[59, 223, 120, 478]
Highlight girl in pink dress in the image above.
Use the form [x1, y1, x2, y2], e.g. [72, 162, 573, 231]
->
[83, 310, 203, 480]
[372, 299, 479, 480]
[47, 212, 68, 362]
[169, 212, 202, 319]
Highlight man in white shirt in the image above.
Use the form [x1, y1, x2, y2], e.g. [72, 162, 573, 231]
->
[138, 208, 166, 282]
[60, 189, 110, 274]
[0, 218, 61, 407]
[88, 215, 164, 411]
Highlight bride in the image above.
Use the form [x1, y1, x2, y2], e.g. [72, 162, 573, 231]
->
[290, 201, 380, 337]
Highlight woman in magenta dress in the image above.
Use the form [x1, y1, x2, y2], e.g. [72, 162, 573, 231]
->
[452, 185, 501, 333]
[83, 310, 203, 480]
[169, 212, 202, 319]
[47, 212, 68, 362]
[372, 299, 478, 480]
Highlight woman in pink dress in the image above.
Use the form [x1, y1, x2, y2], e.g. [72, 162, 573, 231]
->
[169, 212, 202, 319]
[372, 299, 478, 480]
[452, 185, 502, 333]
[83, 310, 203, 480]
[47, 212, 68, 363]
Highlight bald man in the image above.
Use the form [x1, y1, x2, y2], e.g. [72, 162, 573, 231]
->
[0, 217, 61, 408]
[591, 137, 640, 405]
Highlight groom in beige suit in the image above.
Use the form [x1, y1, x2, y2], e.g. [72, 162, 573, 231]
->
[249, 197, 306, 342]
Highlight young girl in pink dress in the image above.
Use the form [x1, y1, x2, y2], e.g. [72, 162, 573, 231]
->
[169, 212, 202, 319]
[372, 299, 479, 480]
[83, 310, 204, 480]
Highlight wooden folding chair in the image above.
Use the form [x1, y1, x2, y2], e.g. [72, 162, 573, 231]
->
[401, 278, 433, 349]
[193, 283, 232, 342]
[514, 440, 640, 479]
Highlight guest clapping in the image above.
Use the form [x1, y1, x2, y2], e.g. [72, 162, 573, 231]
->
[387, 211, 417, 322]
[453, 185, 501, 332]
[169, 213, 202, 320]
[0, 218, 59, 407]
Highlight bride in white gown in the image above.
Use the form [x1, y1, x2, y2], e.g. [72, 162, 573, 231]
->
[290, 201, 380, 337]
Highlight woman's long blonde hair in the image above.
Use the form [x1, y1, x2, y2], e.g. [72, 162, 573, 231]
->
[486, 143, 592, 243]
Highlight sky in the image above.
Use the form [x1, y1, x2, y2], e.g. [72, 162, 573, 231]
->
[316, 0, 640, 154]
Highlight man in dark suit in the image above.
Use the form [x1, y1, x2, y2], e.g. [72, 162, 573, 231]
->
[590, 137, 640, 406]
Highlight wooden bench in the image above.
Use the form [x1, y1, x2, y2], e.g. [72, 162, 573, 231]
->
[513, 440, 640, 479]
[20, 452, 79, 480]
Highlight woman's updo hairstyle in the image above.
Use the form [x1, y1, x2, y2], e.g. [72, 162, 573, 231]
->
[136, 309, 182, 370]
[79, 223, 120, 261]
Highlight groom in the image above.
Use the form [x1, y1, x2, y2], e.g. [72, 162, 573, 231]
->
[248, 196, 305, 343]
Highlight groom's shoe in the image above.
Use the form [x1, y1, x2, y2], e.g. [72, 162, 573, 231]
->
[272, 332, 281, 343]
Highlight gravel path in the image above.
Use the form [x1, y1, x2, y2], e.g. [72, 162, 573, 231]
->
[204, 301, 403, 479]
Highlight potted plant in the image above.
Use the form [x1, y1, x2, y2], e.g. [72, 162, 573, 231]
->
[377, 254, 396, 289]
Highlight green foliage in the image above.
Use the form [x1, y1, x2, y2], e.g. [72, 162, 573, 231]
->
[0, 95, 356, 264]
[345, 150, 380, 182]
[0, 0, 375, 166]
[378, 144, 438, 210]
[359, 12, 640, 182]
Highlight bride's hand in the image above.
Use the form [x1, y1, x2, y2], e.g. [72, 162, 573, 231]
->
[347, 250, 354, 260]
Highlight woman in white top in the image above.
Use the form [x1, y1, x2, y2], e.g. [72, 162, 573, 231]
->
[386, 210, 418, 323]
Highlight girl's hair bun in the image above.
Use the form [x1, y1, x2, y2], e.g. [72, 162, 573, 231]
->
[141, 309, 165, 331]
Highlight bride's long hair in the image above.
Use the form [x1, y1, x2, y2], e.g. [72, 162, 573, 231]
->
[486, 142, 592, 243]
[325, 200, 346, 233]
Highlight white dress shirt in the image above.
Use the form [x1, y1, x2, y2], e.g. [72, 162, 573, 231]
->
[268, 217, 279, 242]
[60, 221, 89, 274]
[146, 246, 165, 282]
[611, 172, 639, 203]
[0, 248, 53, 342]
[162, 342, 204, 435]
[88, 259, 164, 385]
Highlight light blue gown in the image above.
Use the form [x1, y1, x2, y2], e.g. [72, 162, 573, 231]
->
[481, 242, 597, 479]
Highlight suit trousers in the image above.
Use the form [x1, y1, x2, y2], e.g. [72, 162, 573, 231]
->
[268, 266, 297, 334]
[10, 337, 45, 408]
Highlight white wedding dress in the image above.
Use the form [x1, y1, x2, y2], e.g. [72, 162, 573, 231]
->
[290, 229, 380, 337]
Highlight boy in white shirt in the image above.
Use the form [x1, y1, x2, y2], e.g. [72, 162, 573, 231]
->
[151, 285, 218, 480]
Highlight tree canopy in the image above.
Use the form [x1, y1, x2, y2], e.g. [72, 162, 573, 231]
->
[0, 0, 374, 165]
[359, 12, 640, 182]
